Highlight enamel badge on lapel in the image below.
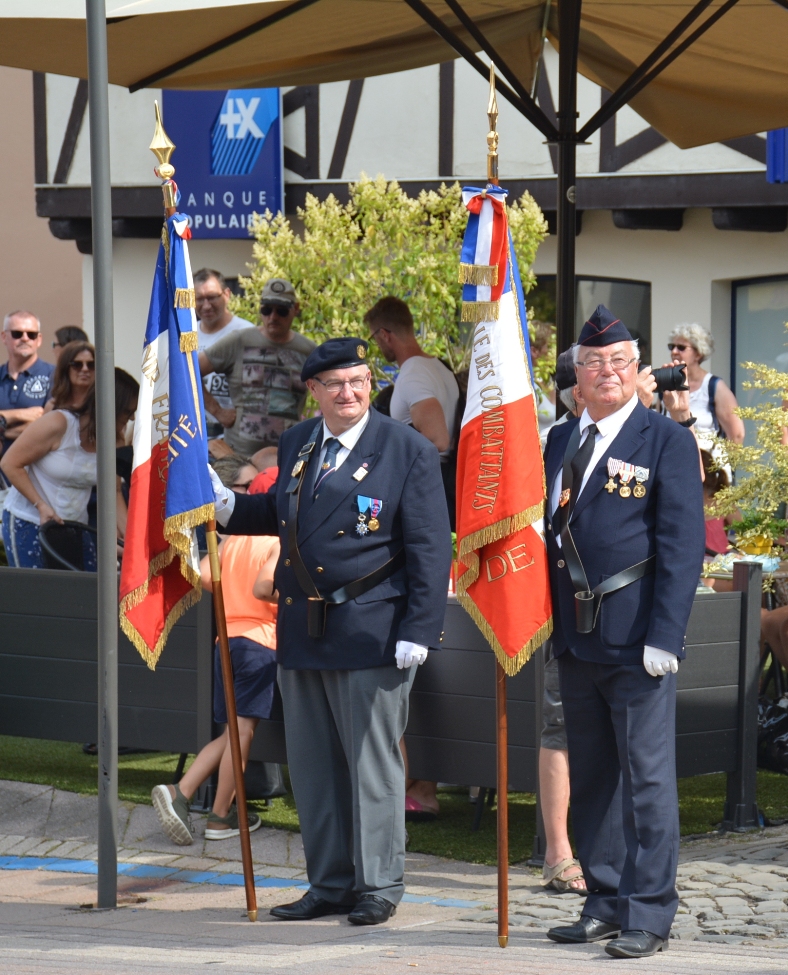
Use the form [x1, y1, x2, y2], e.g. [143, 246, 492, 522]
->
[606, 457, 649, 498]
[356, 496, 382, 534]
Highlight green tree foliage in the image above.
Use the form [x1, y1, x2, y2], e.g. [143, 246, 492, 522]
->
[232, 176, 548, 375]
[712, 354, 788, 540]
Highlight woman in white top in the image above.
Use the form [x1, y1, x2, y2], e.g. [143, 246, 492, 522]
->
[1, 344, 97, 568]
[667, 324, 744, 444]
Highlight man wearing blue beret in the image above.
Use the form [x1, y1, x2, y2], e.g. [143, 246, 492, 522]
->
[209, 337, 452, 926]
[543, 307, 705, 958]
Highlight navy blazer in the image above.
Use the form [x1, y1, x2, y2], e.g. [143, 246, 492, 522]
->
[223, 407, 453, 670]
[543, 403, 705, 665]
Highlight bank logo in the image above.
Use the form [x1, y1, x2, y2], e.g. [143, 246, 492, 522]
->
[211, 89, 279, 176]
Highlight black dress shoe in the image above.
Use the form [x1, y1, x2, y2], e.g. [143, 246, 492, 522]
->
[347, 894, 397, 926]
[605, 930, 667, 958]
[547, 915, 621, 944]
[270, 890, 354, 920]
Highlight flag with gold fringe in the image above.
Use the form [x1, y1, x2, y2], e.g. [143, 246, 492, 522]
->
[119, 212, 214, 670]
[455, 185, 552, 675]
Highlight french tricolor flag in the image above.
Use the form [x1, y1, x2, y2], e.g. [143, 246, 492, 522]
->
[455, 186, 552, 675]
[119, 212, 215, 670]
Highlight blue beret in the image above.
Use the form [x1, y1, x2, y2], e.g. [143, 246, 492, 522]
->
[301, 337, 369, 381]
[577, 305, 634, 347]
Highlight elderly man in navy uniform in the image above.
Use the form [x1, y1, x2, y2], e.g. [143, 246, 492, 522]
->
[209, 337, 451, 926]
[542, 307, 705, 958]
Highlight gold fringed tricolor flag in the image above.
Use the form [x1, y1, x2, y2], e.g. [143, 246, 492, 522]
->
[119, 211, 214, 670]
[455, 185, 552, 675]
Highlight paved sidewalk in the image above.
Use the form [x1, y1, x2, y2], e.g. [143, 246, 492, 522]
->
[3, 780, 788, 973]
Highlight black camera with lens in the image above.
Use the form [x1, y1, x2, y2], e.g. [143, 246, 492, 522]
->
[639, 362, 688, 394]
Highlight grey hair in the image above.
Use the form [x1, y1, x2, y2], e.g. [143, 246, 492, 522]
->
[572, 339, 640, 364]
[3, 310, 40, 332]
[559, 386, 578, 413]
[668, 323, 713, 362]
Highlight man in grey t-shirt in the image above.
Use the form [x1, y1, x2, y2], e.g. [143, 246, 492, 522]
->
[198, 279, 316, 456]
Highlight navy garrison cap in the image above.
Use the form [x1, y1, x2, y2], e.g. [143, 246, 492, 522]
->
[301, 337, 369, 381]
[555, 348, 577, 390]
[577, 305, 634, 347]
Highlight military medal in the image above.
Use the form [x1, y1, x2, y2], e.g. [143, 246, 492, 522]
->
[356, 516, 369, 536]
[559, 488, 571, 507]
[633, 465, 649, 498]
[606, 458, 622, 494]
[618, 463, 635, 498]
[367, 498, 382, 531]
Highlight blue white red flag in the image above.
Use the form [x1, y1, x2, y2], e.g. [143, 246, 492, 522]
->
[455, 185, 552, 675]
[119, 212, 214, 669]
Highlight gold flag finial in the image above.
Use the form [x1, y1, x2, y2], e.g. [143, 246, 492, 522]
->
[487, 63, 499, 184]
[150, 101, 177, 209]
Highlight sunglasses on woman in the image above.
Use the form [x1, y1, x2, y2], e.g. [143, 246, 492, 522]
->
[260, 304, 292, 318]
[667, 343, 688, 352]
[69, 360, 96, 372]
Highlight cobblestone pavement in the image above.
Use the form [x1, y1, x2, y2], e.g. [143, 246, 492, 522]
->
[3, 780, 788, 972]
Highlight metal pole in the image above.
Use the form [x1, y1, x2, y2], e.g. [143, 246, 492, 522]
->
[86, 0, 118, 910]
[495, 661, 509, 948]
[555, 0, 583, 361]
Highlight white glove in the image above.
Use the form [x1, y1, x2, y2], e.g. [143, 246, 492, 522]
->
[395, 640, 429, 669]
[643, 645, 679, 677]
[208, 464, 235, 527]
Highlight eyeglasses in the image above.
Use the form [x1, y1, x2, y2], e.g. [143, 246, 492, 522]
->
[260, 304, 292, 318]
[576, 355, 637, 372]
[369, 326, 389, 343]
[195, 293, 225, 304]
[312, 375, 370, 393]
[232, 479, 255, 492]
[69, 360, 95, 372]
[7, 330, 39, 340]
[668, 343, 688, 352]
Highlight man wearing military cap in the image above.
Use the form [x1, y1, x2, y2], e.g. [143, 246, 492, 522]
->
[542, 306, 705, 958]
[209, 337, 452, 926]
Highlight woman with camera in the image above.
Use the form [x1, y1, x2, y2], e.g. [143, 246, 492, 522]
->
[667, 324, 744, 444]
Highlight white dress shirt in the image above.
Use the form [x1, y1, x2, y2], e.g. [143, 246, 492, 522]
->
[550, 392, 639, 519]
[314, 408, 370, 488]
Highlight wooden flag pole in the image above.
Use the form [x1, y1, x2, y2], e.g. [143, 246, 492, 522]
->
[486, 65, 509, 950]
[150, 104, 257, 921]
[207, 520, 259, 922]
[496, 661, 509, 948]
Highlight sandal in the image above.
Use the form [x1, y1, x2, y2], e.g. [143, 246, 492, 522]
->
[540, 857, 587, 894]
[405, 796, 438, 822]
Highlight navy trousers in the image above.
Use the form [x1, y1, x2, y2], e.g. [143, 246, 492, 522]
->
[557, 651, 679, 940]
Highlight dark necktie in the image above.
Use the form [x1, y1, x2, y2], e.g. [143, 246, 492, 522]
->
[568, 423, 599, 517]
[313, 437, 342, 498]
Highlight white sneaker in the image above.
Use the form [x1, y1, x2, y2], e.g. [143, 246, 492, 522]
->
[151, 784, 193, 846]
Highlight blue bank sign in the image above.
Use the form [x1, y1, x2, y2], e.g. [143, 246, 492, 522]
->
[162, 89, 283, 238]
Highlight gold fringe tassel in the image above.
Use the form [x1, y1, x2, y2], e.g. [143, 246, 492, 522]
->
[179, 331, 198, 353]
[456, 592, 553, 675]
[458, 263, 498, 287]
[119, 501, 216, 670]
[461, 300, 500, 323]
[457, 501, 545, 561]
[174, 287, 196, 309]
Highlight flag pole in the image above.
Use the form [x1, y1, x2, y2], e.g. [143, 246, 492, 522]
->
[486, 65, 509, 951]
[206, 520, 259, 922]
[150, 108, 257, 922]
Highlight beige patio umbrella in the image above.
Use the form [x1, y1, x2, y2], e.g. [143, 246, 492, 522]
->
[1, 0, 788, 148]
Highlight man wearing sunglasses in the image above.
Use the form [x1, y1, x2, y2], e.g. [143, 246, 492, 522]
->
[198, 278, 315, 457]
[0, 311, 54, 460]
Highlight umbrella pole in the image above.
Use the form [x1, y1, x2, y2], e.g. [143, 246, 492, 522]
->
[556, 0, 583, 364]
[496, 661, 509, 948]
[86, 0, 118, 911]
[206, 520, 258, 922]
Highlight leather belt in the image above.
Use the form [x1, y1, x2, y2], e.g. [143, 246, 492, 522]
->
[285, 421, 406, 637]
[558, 423, 656, 634]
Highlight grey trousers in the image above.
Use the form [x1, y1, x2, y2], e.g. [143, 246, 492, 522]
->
[278, 664, 417, 906]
